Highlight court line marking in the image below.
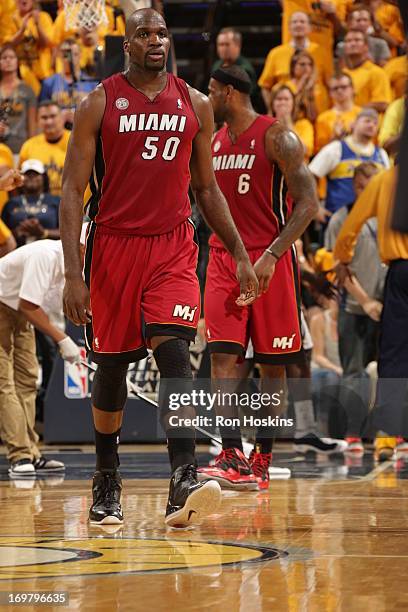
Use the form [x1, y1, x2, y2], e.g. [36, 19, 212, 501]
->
[321, 459, 394, 485]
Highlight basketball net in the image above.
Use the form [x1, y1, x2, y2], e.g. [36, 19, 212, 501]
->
[63, 0, 108, 31]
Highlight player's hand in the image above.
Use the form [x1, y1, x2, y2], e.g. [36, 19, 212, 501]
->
[63, 277, 92, 326]
[334, 262, 352, 287]
[362, 299, 383, 322]
[57, 336, 81, 363]
[0, 169, 24, 192]
[253, 250, 277, 294]
[235, 259, 258, 306]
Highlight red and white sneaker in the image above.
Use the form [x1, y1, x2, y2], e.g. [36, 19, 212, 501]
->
[249, 450, 272, 491]
[394, 437, 408, 460]
[345, 437, 364, 455]
[197, 448, 258, 491]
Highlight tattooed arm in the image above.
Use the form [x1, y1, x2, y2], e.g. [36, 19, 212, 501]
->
[253, 122, 319, 293]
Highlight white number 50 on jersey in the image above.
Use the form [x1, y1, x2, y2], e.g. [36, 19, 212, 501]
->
[142, 136, 181, 161]
[238, 173, 251, 194]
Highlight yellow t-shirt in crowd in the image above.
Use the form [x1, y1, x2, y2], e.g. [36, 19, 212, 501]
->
[294, 118, 315, 160]
[4, 12, 54, 81]
[53, 6, 125, 47]
[334, 166, 408, 264]
[375, 3, 405, 50]
[0, 0, 16, 45]
[0, 219, 12, 245]
[0, 142, 14, 217]
[385, 55, 407, 101]
[343, 60, 391, 107]
[378, 97, 405, 148]
[283, 78, 330, 116]
[315, 105, 361, 152]
[258, 40, 332, 91]
[19, 131, 70, 197]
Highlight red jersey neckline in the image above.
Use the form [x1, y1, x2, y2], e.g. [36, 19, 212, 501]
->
[119, 72, 170, 104]
[226, 114, 262, 146]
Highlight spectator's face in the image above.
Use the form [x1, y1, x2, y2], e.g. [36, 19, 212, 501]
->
[79, 27, 99, 47]
[354, 115, 378, 139]
[208, 78, 228, 123]
[289, 12, 310, 38]
[17, 0, 33, 15]
[272, 89, 294, 118]
[349, 10, 372, 33]
[38, 105, 65, 140]
[23, 170, 44, 194]
[329, 76, 353, 104]
[353, 171, 377, 196]
[60, 42, 81, 72]
[216, 33, 241, 63]
[293, 55, 313, 79]
[344, 31, 367, 57]
[0, 49, 18, 75]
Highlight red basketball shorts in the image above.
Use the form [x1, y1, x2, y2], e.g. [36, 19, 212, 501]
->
[204, 247, 302, 364]
[84, 220, 200, 364]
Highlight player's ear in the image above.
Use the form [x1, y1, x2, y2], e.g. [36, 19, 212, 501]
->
[225, 84, 234, 100]
[123, 38, 130, 54]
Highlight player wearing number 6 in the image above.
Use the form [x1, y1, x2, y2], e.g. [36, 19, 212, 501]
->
[199, 66, 319, 490]
[60, 9, 258, 527]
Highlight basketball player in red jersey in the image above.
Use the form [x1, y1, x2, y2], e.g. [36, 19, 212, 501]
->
[59, 10, 258, 528]
[198, 65, 321, 490]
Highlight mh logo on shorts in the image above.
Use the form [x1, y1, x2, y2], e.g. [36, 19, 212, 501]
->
[172, 304, 198, 322]
[273, 334, 296, 350]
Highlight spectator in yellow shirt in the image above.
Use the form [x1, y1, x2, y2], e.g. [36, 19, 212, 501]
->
[258, 11, 333, 110]
[342, 29, 392, 112]
[385, 55, 407, 100]
[0, 0, 16, 46]
[19, 101, 70, 196]
[53, 3, 125, 48]
[0, 142, 14, 216]
[281, 0, 346, 51]
[370, 0, 405, 54]
[378, 96, 405, 157]
[4, 0, 54, 95]
[283, 50, 330, 121]
[270, 85, 315, 160]
[315, 73, 361, 152]
[336, 5, 391, 66]
[333, 165, 408, 442]
[0, 169, 23, 257]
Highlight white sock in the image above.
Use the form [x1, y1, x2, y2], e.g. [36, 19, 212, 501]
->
[294, 400, 317, 438]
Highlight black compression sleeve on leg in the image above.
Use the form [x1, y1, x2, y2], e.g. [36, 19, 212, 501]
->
[154, 339, 196, 471]
[95, 428, 121, 472]
[91, 363, 129, 411]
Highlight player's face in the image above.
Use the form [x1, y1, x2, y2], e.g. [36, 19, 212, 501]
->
[125, 19, 170, 72]
[208, 78, 228, 123]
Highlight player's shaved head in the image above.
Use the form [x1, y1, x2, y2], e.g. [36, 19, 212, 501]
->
[125, 8, 166, 39]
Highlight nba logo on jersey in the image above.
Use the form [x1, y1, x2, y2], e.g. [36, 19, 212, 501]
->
[213, 140, 221, 153]
[177, 98, 183, 109]
[64, 348, 88, 399]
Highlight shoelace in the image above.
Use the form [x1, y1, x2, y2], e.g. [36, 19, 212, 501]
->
[96, 474, 120, 505]
[215, 449, 240, 470]
[250, 453, 271, 478]
[179, 464, 197, 483]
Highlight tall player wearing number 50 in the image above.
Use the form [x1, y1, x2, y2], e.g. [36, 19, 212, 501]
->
[198, 66, 319, 490]
[60, 9, 258, 528]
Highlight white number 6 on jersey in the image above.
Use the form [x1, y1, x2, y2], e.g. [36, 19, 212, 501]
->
[238, 173, 251, 194]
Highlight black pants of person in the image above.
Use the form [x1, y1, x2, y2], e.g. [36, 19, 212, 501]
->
[373, 260, 408, 436]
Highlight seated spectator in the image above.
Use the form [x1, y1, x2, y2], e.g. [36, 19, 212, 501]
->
[341, 29, 392, 112]
[258, 11, 332, 110]
[378, 95, 405, 157]
[0, 142, 14, 214]
[270, 85, 314, 159]
[19, 101, 70, 196]
[310, 291, 342, 378]
[2, 159, 60, 247]
[39, 39, 98, 127]
[281, 0, 345, 52]
[211, 28, 257, 93]
[315, 73, 361, 152]
[0, 45, 36, 156]
[283, 50, 329, 122]
[309, 108, 389, 216]
[336, 5, 391, 66]
[385, 54, 407, 100]
[4, 0, 54, 95]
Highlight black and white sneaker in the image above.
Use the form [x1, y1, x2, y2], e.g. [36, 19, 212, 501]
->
[294, 433, 348, 455]
[89, 471, 123, 525]
[8, 458, 36, 479]
[33, 456, 65, 473]
[165, 464, 222, 529]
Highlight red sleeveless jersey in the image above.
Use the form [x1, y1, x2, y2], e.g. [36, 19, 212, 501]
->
[209, 115, 293, 250]
[88, 73, 199, 235]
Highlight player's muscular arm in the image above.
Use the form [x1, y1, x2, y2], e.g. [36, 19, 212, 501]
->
[188, 88, 258, 304]
[254, 123, 319, 293]
[60, 85, 105, 325]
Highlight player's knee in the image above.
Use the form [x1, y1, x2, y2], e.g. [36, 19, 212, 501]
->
[91, 363, 128, 412]
[211, 353, 238, 379]
[259, 364, 286, 380]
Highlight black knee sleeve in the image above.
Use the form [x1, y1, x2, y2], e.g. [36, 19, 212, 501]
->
[153, 339, 193, 425]
[91, 363, 128, 411]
